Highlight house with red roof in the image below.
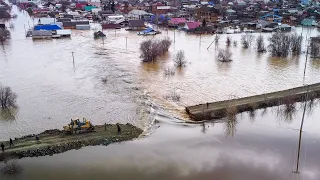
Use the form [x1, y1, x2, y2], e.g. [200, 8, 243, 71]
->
[183, 21, 201, 32]
[168, 18, 186, 27]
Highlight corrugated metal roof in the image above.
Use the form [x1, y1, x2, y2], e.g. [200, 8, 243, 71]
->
[34, 24, 62, 30]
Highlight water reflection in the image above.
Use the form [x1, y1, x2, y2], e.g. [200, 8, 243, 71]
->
[0, 109, 17, 121]
[248, 110, 256, 123]
[267, 56, 292, 69]
[141, 62, 161, 73]
[275, 103, 297, 123]
[310, 59, 320, 69]
[2, 103, 320, 180]
[224, 119, 238, 137]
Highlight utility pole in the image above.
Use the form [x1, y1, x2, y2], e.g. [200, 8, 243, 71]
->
[293, 37, 311, 175]
[303, 46, 309, 82]
[125, 37, 127, 50]
[199, 34, 201, 46]
[24, 24, 26, 37]
[72, 52, 75, 64]
[293, 88, 308, 174]
[174, 29, 175, 43]
[207, 38, 215, 50]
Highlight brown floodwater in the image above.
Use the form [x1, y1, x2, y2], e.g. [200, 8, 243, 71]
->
[1, 7, 319, 139]
[1, 5, 320, 180]
[1, 102, 320, 180]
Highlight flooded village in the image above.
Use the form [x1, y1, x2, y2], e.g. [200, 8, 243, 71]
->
[0, 0, 320, 179]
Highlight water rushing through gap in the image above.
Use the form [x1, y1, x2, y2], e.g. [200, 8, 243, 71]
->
[1, 103, 320, 180]
[1, 7, 319, 139]
[1, 5, 320, 180]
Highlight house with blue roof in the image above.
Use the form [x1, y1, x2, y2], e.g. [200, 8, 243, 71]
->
[34, 24, 62, 31]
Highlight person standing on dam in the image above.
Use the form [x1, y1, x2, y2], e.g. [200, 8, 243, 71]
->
[116, 123, 121, 134]
[9, 138, 14, 147]
[1, 143, 4, 152]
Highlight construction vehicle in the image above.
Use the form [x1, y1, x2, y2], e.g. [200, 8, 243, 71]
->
[63, 118, 94, 134]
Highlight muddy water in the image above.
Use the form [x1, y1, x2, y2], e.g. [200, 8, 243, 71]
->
[0, 5, 320, 180]
[1, 7, 320, 140]
[1, 102, 320, 180]
[0, 7, 154, 140]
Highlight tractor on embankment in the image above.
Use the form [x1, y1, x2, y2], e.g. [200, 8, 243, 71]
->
[63, 118, 94, 134]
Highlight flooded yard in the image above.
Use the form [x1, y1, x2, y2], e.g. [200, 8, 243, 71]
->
[0, 7, 319, 139]
[0, 6, 320, 180]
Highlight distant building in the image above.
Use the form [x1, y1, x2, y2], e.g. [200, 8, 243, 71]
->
[168, 18, 187, 27]
[183, 21, 201, 32]
[18, 0, 41, 5]
[128, 9, 152, 20]
[127, 20, 145, 30]
[301, 0, 310, 5]
[195, 6, 219, 22]
[260, 13, 283, 23]
[301, 18, 318, 26]
[34, 24, 62, 31]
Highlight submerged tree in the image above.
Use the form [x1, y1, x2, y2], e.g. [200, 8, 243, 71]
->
[140, 38, 172, 62]
[233, 40, 237, 47]
[310, 36, 320, 58]
[214, 34, 220, 49]
[0, 85, 17, 109]
[140, 40, 153, 61]
[158, 38, 172, 55]
[256, 35, 266, 52]
[174, 50, 187, 67]
[241, 34, 254, 49]
[226, 36, 232, 47]
[290, 33, 303, 55]
[1, 159, 23, 175]
[163, 67, 175, 76]
[0, 29, 10, 44]
[268, 32, 291, 57]
[217, 49, 232, 62]
[224, 105, 238, 137]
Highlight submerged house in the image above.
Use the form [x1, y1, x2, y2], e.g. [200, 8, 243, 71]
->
[168, 18, 186, 27]
[94, 31, 106, 39]
[53, 29, 72, 38]
[34, 24, 62, 31]
[32, 30, 52, 39]
[128, 10, 152, 20]
[62, 21, 90, 29]
[278, 24, 293, 32]
[183, 21, 201, 32]
[255, 20, 270, 29]
[127, 20, 145, 30]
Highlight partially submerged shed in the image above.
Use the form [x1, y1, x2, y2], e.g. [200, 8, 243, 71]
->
[32, 30, 52, 39]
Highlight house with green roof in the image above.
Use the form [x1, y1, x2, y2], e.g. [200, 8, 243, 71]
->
[301, 18, 318, 26]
